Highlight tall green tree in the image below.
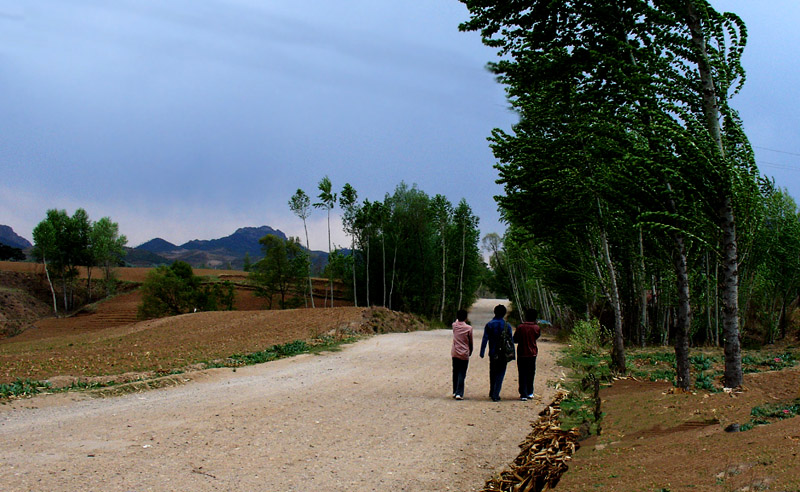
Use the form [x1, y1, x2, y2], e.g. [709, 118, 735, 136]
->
[289, 188, 315, 308]
[314, 176, 337, 307]
[89, 217, 127, 296]
[459, 0, 759, 386]
[339, 183, 360, 307]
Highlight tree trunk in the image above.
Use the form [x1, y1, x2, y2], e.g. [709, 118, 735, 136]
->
[439, 234, 446, 322]
[458, 225, 466, 309]
[327, 209, 332, 308]
[685, 1, 742, 388]
[673, 233, 692, 390]
[389, 242, 398, 311]
[366, 238, 370, 306]
[351, 236, 358, 308]
[42, 255, 58, 315]
[381, 231, 386, 307]
[719, 198, 743, 387]
[303, 219, 315, 308]
[599, 224, 626, 374]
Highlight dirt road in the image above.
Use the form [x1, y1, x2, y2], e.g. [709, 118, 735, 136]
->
[0, 299, 562, 491]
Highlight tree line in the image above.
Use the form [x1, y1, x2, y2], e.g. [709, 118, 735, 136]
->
[254, 179, 485, 320]
[460, 0, 800, 389]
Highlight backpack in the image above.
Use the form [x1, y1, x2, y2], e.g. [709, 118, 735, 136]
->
[493, 321, 516, 363]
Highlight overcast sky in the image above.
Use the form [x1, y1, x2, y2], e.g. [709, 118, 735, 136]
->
[2, 1, 799, 250]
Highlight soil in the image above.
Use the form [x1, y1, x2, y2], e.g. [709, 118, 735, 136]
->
[558, 367, 800, 491]
[0, 298, 561, 491]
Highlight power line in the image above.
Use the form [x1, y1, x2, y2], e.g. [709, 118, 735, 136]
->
[754, 145, 800, 158]
[757, 160, 800, 172]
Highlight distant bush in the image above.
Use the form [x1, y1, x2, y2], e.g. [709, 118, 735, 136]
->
[138, 261, 235, 319]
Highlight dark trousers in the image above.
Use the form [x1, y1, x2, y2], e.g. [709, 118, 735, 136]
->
[488, 358, 508, 401]
[517, 356, 537, 398]
[452, 357, 469, 397]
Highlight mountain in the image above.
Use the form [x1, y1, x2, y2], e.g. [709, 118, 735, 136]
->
[0, 225, 32, 250]
[180, 226, 287, 258]
[136, 238, 178, 254]
[130, 226, 324, 271]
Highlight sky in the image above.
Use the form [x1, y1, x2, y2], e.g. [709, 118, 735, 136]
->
[1, 1, 799, 251]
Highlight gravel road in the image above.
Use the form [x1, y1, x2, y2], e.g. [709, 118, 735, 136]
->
[0, 299, 562, 491]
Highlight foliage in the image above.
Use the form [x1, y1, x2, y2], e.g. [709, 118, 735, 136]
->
[138, 261, 234, 318]
[456, 0, 799, 382]
[307, 181, 483, 319]
[0, 243, 25, 261]
[249, 235, 308, 309]
[32, 209, 128, 312]
[0, 378, 51, 399]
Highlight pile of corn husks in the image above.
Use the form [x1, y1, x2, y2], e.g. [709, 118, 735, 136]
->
[482, 392, 580, 492]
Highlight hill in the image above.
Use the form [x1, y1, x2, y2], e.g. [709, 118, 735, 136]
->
[0, 225, 32, 250]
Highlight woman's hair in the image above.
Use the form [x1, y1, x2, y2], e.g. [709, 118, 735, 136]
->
[456, 309, 468, 322]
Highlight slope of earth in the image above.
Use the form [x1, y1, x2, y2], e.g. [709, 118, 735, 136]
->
[0, 306, 398, 384]
[0, 299, 563, 491]
[557, 368, 800, 491]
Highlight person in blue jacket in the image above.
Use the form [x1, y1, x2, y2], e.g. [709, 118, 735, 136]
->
[480, 304, 513, 402]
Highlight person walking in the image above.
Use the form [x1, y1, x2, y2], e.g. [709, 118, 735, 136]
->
[480, 304, 513, 402]
[451, 309, 473, 400]
[514, 308, 542, 401]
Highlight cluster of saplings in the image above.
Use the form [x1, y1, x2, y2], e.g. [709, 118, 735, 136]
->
[32, 208, 127, 314]
[461, 1, 800, 390]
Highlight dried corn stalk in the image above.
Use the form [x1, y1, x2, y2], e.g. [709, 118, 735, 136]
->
[482, 391, 580, 492]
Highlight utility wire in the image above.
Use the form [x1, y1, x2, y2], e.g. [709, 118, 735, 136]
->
[754, 145, 800, 158]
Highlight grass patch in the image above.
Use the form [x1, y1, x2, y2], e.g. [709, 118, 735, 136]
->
[0, 378, 51, 399]
[739, 398, 800, 432]
[557, 318, 611, 436]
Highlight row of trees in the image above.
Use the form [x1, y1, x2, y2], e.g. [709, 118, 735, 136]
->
[32, 209, 127, 313]
[460, 0, 799, 388]
[280, 180, 485, 320]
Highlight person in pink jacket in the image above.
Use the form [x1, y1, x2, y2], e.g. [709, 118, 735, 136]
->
[451, 309, 474, 400]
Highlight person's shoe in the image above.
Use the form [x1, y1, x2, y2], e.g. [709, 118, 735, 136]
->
[491, 398, 501, 402]
[520, 397, 528, 401]
[527, 394, 534, 399]
[455, 395, 463, 400]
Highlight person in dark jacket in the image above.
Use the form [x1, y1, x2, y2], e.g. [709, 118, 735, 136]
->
[480, 304, 513, 402]
[514, 308, 541, 401]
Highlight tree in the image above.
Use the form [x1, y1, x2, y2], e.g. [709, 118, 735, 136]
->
[459, 0, 759, 386]
[288, 188, 315, 308]
[314, 176, 337, 307]
[431, 195, 453, 322]
[0, 243, 25, 261]
[138, 261, 201, 318]
[89, 217, 127, 296]
[339, 183, 360, 307]
[31, 218, 59, 314]
[31, 209, 90, 312]
[250, 235, 308, 309]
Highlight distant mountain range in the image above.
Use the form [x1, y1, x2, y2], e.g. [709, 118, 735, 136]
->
[129, 225, 328, 271]
[0, 225, 32, 250]
[0, 224, 327, 272]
